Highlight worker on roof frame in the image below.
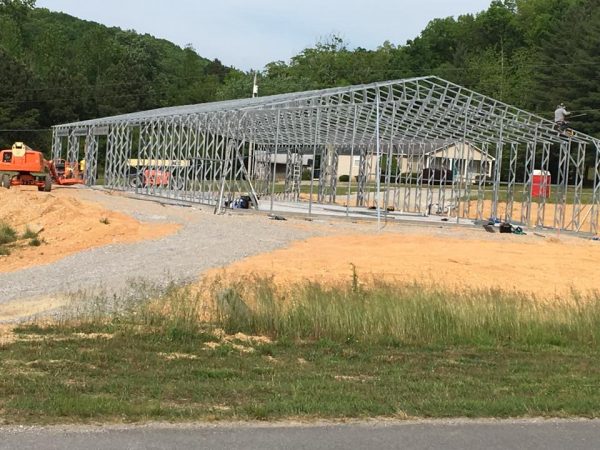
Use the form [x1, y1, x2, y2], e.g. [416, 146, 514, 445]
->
[554, 103, 571, 133]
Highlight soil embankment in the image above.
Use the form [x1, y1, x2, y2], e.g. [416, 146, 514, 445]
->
[0, 187, 178, 273]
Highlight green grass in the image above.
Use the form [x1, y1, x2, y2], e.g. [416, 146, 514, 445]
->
[0, 223, 17, 246]
[1, 279, 600, 424]
[21, 227, 39, 240]
[0, 222, 18, 256]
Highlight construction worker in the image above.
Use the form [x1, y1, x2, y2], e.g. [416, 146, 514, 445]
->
[554, 103, 571, 133]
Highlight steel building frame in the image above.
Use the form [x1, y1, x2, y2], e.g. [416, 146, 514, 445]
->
[52, 76, 600, 235]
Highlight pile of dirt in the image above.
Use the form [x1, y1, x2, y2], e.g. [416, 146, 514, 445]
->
[0, 187, 178, 273]
[206, 230, 600, 299]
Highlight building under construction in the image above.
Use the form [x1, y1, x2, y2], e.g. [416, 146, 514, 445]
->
[52, 76, 600, 235]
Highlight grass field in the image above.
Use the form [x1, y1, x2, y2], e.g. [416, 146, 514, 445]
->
[1, 279, 599, 424]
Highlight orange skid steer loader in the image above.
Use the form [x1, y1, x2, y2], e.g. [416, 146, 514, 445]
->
[0, 142, 84, 192]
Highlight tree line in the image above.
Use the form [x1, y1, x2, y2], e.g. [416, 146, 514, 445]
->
[1, 0, 598, 152]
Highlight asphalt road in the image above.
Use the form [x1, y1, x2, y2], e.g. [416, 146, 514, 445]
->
[1, 420, 599, 450]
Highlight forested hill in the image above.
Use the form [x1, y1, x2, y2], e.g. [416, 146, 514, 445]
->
[0, 0, 234, 149]
[216, 0, 599, 138]
[1, 0, 599, 151]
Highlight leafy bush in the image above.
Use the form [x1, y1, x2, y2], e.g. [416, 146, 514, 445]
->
[339, 175, 350, 182]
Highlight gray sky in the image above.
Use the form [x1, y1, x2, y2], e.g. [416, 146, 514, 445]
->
[36, 0, 492, 71]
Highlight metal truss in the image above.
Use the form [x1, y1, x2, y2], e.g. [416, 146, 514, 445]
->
[52, 76, 600, 235]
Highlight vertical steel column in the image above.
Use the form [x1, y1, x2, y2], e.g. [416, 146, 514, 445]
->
[270, 111, 282, 214]
[415, 143, 426, 215]
[84, 129, 99, 186]
[462, 141, 476, 219]
[136, 120, 150, 194]
[505, 142, 519, 223]
[437, 143, 450, 215]
[105, 124, 132, 190]
[570, 142, 586, 232]
[308, 108, 321, 216]
[521, 140, 537, 226]
[450, 142, 463, 220]
[345, 105, 359, 216]
[375, 88, 382, 227]
[536, 142, 551, 228]
[476, 142, 490, 221]
[67, 130, 80, 171]
[491, 141, 504, 221]
[401, 143, 412, 213]
[425, 143, 436, 215]
[51, 128, 62, 162]
[356, 144, 370, 207]
[213, 117, 227, 205]
[553, 139, 571, 231]
[202, 115, 214, 204]
[591, 140, 600, 235]
[172, 116, 187, 199]
[184, 115, 199, 201]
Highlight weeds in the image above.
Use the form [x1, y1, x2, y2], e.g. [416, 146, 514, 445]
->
[21, 227, 39, 240]
[0, 222, 17, 245]
[0, 222, 18, 255]
[99, 217, 110, 225]
[48, 274, 600, 349]
[0, 222, 46, 255]
[213, 277, 600, 347]
[28, 237, 43, 247]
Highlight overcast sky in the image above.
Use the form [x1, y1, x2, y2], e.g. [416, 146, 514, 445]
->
[36, 0, 492, 71]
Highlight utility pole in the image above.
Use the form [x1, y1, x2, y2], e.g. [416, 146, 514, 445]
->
[252, 73, 259, 98]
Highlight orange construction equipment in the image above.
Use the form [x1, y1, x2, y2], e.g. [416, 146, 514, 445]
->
[0, 142, 84, 192]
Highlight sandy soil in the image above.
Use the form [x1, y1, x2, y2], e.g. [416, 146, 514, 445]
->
[207, 229, 600, 298]
[464, 200, 599, 232]
[0, 186, 179, 273]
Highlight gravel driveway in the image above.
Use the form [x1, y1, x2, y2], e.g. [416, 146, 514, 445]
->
[0, 190, 322, 306]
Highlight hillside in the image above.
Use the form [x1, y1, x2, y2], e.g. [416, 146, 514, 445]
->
[1, 0, 599, 154]
[0, 1, 235, 150]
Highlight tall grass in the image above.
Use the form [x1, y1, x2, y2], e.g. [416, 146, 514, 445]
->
[214, 278, 600, 347]
[53, 276, 600, 348]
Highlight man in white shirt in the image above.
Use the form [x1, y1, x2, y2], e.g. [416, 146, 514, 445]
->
[554, 103, 571, 133]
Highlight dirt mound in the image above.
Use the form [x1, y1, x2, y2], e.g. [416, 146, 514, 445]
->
[206, 230, 600, 299]
[0, 187, 178, 273]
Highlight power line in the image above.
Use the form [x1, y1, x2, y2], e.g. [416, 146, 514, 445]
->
[0, 128, 50, 132]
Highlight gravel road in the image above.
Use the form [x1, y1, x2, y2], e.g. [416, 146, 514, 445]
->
[0, 189, 323, 308]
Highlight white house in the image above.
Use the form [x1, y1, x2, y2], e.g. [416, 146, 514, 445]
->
[255, 143, 494, 182]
